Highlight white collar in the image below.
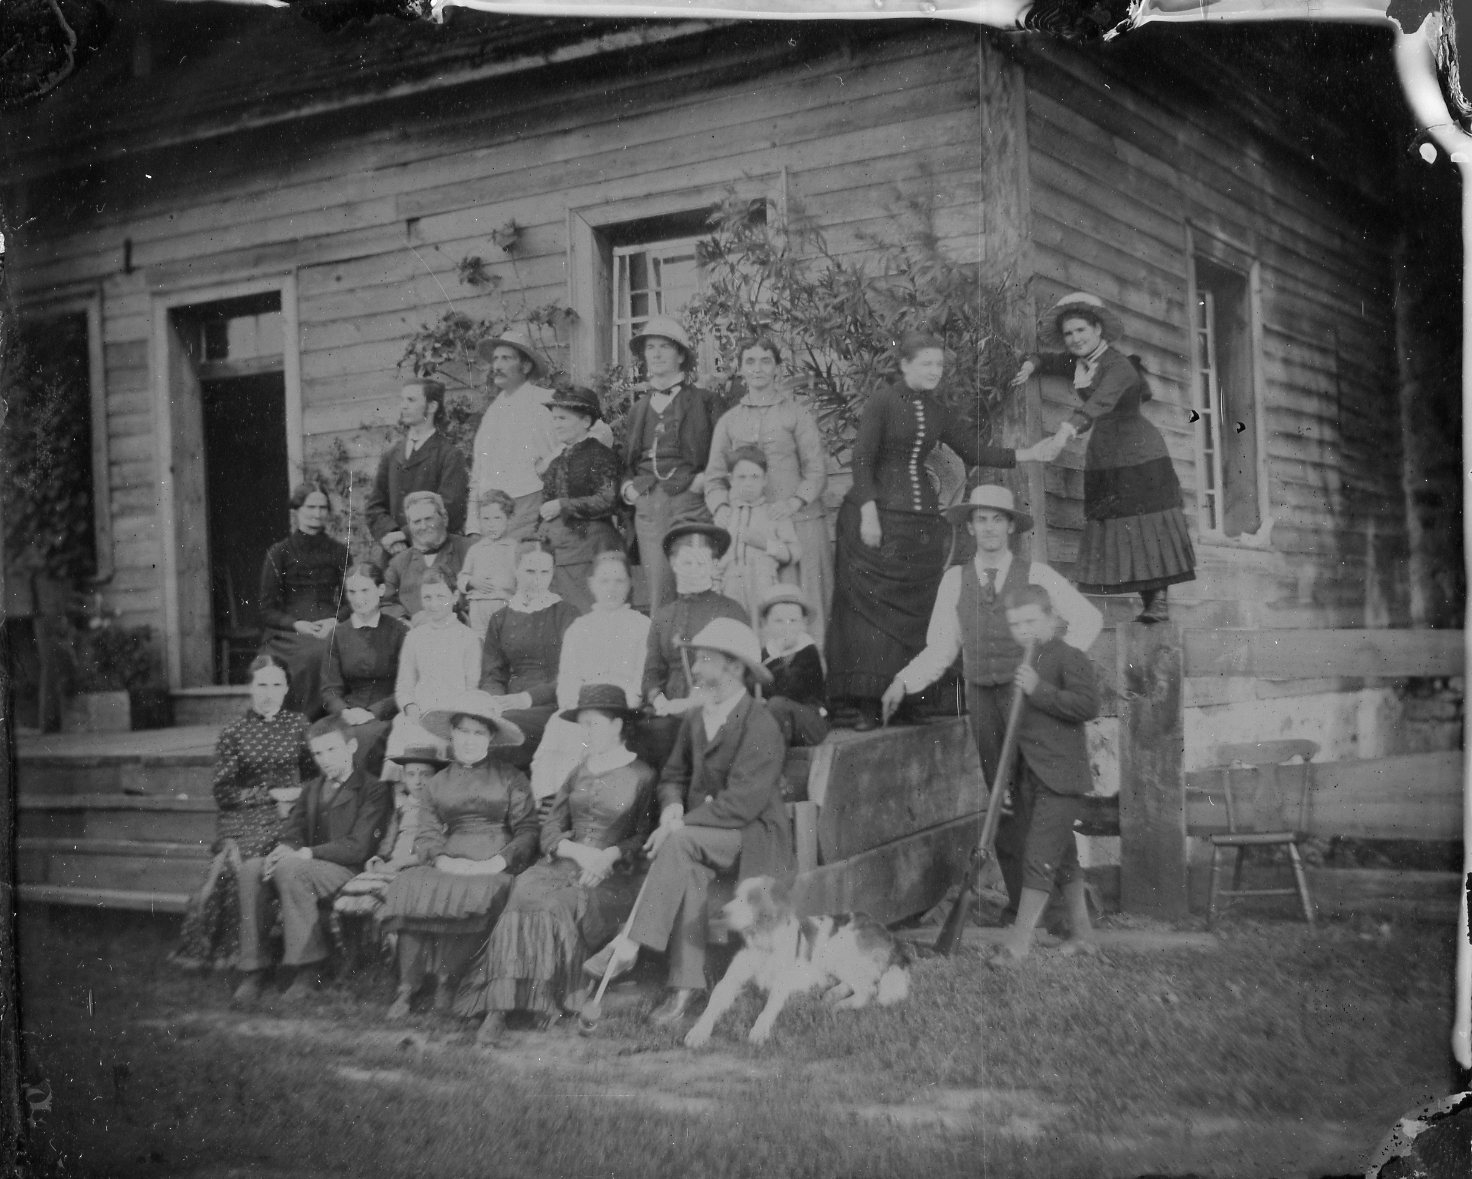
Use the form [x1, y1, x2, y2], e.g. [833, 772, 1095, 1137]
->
[764, 633, 816, 659]
[584, 746, 637, 775]
[351, 612, 382, 629]
[509, 591, 561, 614]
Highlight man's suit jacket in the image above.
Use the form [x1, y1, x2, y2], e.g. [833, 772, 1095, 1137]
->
[658, 693, 793, 879]
[280, 768, 392, 870]
[365, 431, 469, 542]
[1015, 638, 1099, 797]
[620, 383, 722, 499]
[382, 534, 477, 621]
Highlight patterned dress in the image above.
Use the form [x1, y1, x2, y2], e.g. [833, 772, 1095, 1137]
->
[173, 709, 314, 969]
[455, 754, 655, 1018]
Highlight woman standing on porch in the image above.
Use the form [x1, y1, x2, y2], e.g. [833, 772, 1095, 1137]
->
[703, 336, 831, 645]
[258, 480, 349, 718]
[826, 332, 1048, 731]
[1012, 292, 1195, 623]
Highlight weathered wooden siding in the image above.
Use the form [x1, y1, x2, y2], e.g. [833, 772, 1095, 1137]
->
[9, 25, 988, 646]
[1021, 38, 1407, 630]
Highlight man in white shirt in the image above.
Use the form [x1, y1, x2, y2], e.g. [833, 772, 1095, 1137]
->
[467, 330, 558, 540]
[880, 484, 1101, 914]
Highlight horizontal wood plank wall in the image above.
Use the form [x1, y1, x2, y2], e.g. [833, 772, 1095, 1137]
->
[1021, 43, 1406, 631]
[10, 27, 988, 637]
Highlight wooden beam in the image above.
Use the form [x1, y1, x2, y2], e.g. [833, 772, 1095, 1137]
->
[1117, 621, 1189, 919]
[1183, 628, 1466, 679]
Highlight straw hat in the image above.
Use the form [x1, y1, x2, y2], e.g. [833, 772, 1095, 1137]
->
[629, 314, 695, 360]
[756, 583, 811, 620]
[661, 518, 731, 559]
[557, 682, 642, 724]
[386, 745, 450, 769]
[680, 618, 774, 686]
[547, 385, 602, 422]
[476, 329, 549, 381]
[1038, 291, 1124, 348]
[943, 484, 1034, 532]
[420, 690, 526, 747]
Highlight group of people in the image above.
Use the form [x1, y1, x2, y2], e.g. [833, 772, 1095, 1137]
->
[173, 289, 1196, 1033]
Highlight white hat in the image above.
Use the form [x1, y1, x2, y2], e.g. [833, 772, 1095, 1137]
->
[629, 314, 695, 360]
[420, 690, 525, 747]
[1039, 292, 1123, 347]
[476, 329, 549, 381]
[680, 618, 773, 686]
[942, 484, 1034, 532]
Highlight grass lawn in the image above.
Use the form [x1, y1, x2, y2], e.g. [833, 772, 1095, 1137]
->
[14, 907, 1456, 1178]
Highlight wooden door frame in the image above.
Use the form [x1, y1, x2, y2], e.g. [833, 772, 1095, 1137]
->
[149, 273, 302, 689]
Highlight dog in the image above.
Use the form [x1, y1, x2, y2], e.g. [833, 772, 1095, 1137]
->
[684, 875, 911, 1048]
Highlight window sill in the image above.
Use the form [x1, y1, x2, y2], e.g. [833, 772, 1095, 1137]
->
[1195, 514, 1276, 550]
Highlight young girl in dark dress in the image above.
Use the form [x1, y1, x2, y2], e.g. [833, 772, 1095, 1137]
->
[320, 563, 407, 776]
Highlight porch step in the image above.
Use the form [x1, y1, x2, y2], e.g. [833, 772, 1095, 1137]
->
[18, 883, 191, 914]
[19, 793, 217, 843]
[17, 724, 222, 798]
[18, 837, 211, 896]
[172, 687, 251, 728]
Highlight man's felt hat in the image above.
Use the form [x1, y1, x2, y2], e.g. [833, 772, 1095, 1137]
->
[943, 484, 1034, 532]
[680, 618, 774, 687]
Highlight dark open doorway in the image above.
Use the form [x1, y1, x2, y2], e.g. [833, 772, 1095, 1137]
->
[202, 370, 288, 683]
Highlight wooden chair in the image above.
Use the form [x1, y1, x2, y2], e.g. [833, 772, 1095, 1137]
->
[1196, 739, 1319, 929]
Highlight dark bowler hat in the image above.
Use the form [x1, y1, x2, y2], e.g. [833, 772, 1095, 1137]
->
[548, 385, 602, 422]
[558, 682, 642, 724]
[387, 745, 449, 770]
[661, 518, 731, 559]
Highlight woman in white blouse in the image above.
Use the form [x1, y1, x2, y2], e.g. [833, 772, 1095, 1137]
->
[526, 551, 651, 800]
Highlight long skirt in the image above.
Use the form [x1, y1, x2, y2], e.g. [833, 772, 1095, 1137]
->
[454, 859, 644, 1018]
[378, 864, 515, 936]
[174, 800, 282, 970]
[825, 500, 950, 702]
[259, 630, 331, 720]
[1075, 415, 1196, 595]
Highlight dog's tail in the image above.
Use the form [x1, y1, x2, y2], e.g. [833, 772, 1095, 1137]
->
[876, 962, 909, 1006]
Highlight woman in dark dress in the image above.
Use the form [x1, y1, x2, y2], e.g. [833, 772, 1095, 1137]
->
[1013, 292, 1196, 622]
[320, 562, 407, 777]
[456, 683, 655, 1047]
[172, 654, 315, 971]
[479, 543, 582, 769]
[258, 479, 349, 718]
[536, 385, 624, 612]
[826, 332, 1051, 730]
[378, 692, 538, 1020]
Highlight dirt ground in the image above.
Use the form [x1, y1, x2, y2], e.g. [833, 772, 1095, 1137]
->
[12, 907, 1458, 1178]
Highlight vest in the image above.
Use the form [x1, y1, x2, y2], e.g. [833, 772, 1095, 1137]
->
[958, 559, 1031, 687]
[634, 387, 693, 480]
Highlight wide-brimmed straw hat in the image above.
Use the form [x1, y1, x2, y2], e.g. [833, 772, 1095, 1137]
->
[629, 315, 695, 360]
[420, 690, 525, 747]
[680, 618, 774, 687]
[943, 484, 1034, 533]
[386, 745, 450, 769]
[476, 329, 549, 381]
[756, 583, 811, 620]
[1038, 292, 1124, 347]
[548, 385, 602, 422]
[558, 682, 642, 724]
[661, 518, 731, 559]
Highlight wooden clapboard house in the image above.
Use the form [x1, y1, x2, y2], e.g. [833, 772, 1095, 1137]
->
[4, 3, 1461, 919]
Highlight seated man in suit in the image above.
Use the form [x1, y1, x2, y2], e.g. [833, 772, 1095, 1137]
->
[382, 491, 476, 624]
[584, 618, 793, 1025]
[232, 715, 392, 1006]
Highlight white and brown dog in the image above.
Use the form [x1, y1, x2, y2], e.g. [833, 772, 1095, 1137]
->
[684, 875, 911, 1048]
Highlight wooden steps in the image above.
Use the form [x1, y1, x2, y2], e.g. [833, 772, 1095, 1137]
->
[17, 884, 192, 914]
[17, 725, 221, 799]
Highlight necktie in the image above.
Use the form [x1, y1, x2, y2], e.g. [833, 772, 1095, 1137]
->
[984, 568, 998, 603]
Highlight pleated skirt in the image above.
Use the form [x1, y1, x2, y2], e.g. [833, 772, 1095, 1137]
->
[1075, 508, 1197, 594]
[454, 859, 643, 1017]
[377, 864, 514, 936]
